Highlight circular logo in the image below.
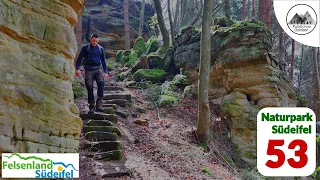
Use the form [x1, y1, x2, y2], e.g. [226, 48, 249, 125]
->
[286, 4, 317, 35]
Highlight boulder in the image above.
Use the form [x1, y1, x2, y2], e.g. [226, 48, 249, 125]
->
[125, 51, 139, 67]
[146, 36, 160, 54]
[147, 46, 175, 71]
[133, 69, 167, 83]
[133, 37, 146, 55]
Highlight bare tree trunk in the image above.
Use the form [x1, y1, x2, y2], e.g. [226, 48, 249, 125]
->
[279, 25, 283, 67]
[181, 0, 188, 27]
[298, 45, 304, 91]
[247, 0, 251, 19]
[258, 0, 265, 23]
[197, 0, 213, 147]
[168, 0, 174, 43]
[153, 0, 170, 55]
[184, 0, 194, 26]
[242, 0, 247, 20]
[224, 0, 231, 19]
[290, 39, 295, 80]
[190, 0, 203, 26]
[312, 47, 320, 114]
[138, 0, 146, 37]
[265, 0, 271, 28]
[284, 44, 287, 71]
[86, 16, 91, 42]
[124, 0, 130, 50]
[251, 0, 255, 18]
[173, 0, 180, 35]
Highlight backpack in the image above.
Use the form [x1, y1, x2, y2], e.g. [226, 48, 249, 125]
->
[83, 44, 104, 67]
[86, 43, 104, 57]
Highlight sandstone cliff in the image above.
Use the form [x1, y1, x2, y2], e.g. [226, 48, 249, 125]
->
[0, 0, 84, 158]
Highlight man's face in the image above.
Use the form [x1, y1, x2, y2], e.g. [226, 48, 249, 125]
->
[90, 37, 99, 46]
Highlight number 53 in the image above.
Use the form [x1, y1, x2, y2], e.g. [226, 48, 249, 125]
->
[266, 139, 308, 169]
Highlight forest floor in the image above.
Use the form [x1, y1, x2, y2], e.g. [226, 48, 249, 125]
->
[75, 70, 242, 180]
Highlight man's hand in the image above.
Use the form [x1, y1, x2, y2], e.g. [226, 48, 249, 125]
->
[104, 73, 109, 80]
[75, 70, 81, 77]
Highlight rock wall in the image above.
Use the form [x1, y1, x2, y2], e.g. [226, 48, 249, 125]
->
[82, 0, 155, 57]
[0, 0, 84, 159]
[173, 19, 298, 167]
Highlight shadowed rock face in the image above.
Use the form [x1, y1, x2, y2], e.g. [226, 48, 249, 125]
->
[173, 19, 298, 167]
[0, 0, 84, 159]
[82, 0, 155, 57]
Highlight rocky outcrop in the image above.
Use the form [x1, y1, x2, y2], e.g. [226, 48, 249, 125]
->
[0, 0, 84, 159]
[82, 0, 155, 57]
[173, 18, 298, 167]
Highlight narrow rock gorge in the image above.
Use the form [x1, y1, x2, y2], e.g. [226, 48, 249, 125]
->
[0, 0, 85, 168]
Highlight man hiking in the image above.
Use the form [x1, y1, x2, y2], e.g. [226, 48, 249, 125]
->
[75, 34, 109, 114]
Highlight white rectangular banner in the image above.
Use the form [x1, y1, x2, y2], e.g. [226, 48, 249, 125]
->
[1, 153, 79, 178]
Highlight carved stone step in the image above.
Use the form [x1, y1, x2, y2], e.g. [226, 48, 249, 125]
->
[85, 141, 122, 152]
[103, 99, 128, 108]
[104, 86, 124, 91]
[103, 107, 115, 114]
[103, 94, 132, 102]
[86, 120, 115, 127]
[86, 150, 123, 161]
[102, 104, 118, 110]
[83, 126, 121, 136]
[85, 131, 119, 141]
[80, 113, 117, 122]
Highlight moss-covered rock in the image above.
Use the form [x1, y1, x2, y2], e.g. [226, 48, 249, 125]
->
[103, 107, 116, 114]
[133, 69, 167, 83]
[125, 51, 139, 67]
[146, 36, 160, 54]
[116, 50, 123, 62]
[147, 53, 163, 69]
[231, 19, 266, 28]
[163, 46, 175, 71]
[180, 25, 195, 34]
[146, 47, 175, 71]
[213, 16, 235, 27]
[116, 50, 124, 62]
[131, 55, 148, 73]
[125, 80, 152, 89]
[116, 50, 131, 65]
[133, 37, 146, 55]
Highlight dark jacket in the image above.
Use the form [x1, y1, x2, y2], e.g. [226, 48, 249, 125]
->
[76, 44, 108, 73]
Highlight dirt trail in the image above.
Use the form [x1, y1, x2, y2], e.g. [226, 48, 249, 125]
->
[76, 73, 240, 180]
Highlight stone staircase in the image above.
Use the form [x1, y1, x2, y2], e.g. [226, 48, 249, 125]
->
[80, 85, 132, 178]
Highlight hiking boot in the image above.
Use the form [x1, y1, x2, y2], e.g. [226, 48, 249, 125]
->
[96, 97, 103, 112]
[88, 104, 95, 114]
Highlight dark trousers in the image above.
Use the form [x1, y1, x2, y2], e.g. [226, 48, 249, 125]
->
[85, 69, 105, 108]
